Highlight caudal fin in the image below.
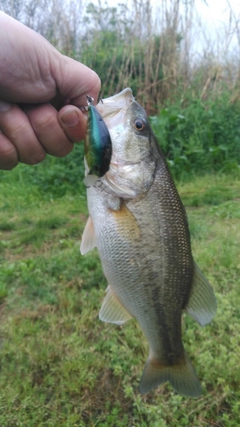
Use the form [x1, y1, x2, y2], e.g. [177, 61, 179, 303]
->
[139, 352, 201, 398]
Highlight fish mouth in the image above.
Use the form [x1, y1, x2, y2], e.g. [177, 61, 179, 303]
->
[96, 88, 134, 128]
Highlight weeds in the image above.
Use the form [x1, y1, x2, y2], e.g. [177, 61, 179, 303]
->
[0, 172, 239, 426]
[0, 0, 239, 424]
[0, 90, 239, 197]
[150, 93, 240, 179]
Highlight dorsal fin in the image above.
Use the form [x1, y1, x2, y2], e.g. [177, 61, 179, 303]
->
[186, 262, 217, 326]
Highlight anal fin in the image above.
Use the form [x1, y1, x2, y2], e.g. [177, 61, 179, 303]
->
[186, 262, 217, 326]
[99, 286, 132, 325]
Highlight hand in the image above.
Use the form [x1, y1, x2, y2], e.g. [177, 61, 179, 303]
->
[0, 12, 101, 170]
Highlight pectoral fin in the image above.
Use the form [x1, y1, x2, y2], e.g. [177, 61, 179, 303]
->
[186, 262, 217, 326]
[99, 286, 132, 325]
[80, 216, 96, 255]
[110, 203, 141, 242]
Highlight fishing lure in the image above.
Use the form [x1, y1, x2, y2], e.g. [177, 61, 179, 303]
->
[84, 96, 112, 187]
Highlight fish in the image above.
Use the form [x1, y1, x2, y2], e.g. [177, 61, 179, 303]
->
[80, 88, 217, 397]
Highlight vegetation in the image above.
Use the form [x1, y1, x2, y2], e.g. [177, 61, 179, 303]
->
[1, 0, 240, 110]
[0, 0, 240, 425]
[150, 92, 240, 178]
[1, 0, 240, 181]
[0, 172, 240, 426]
[0, 89, 239, 191]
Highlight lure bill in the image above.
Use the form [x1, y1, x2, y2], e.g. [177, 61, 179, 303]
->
[84, 96, 112, 187]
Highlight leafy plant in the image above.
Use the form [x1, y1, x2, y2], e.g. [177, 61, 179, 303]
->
[150, 93, 240, 178]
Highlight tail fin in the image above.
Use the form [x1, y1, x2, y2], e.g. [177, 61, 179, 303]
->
[139, 352, 201, 398]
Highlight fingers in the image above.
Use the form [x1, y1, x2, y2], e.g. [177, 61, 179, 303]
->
[26, 104, 74, 157]
[27, 103, 88, 153]
[58, 105, 87, 142]
[0, 101, 88, 170]
[0, 130, 18, 170]
[0, 101, 46, 168]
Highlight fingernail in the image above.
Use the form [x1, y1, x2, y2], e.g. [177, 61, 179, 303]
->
[61, 110, 79, 127]
[0, 100, 11, 112]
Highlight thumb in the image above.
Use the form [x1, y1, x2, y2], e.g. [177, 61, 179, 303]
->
[58, 105, 88, 142]
[55, 55, 101, 106]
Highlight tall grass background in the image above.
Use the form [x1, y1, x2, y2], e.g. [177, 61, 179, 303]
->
[0, 0, 239, 188]
[0, 1, 240, 426]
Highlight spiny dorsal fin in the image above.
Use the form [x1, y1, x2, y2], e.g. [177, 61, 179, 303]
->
[99, 286, 132, 325]
[186, 262, 217, 326]
[80, 216, 96, 255]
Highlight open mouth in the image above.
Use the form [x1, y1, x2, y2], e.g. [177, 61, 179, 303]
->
[96, 88, 134, 125]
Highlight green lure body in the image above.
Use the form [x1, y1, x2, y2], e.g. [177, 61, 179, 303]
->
[84, 105, 112, 182]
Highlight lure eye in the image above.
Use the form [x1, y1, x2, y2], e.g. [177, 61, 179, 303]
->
[134, 118, 146, 131]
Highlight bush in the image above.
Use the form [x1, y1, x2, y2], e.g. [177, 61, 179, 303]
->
[150, 92, 240, 179]
[1, 92, 239, 195]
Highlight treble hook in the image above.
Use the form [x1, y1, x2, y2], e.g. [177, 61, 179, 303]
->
[86, 95, 94, 106]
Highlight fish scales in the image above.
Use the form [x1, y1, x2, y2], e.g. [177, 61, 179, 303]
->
[87, 158, 192, 362]
[81, 88, 217, 397]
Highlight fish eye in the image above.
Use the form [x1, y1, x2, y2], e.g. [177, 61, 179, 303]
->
[134, 119, 145, 131]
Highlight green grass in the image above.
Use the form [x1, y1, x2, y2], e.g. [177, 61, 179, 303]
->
[0, 171, 240, 426]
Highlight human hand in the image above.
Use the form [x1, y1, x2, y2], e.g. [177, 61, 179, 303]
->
[0, 12, 101, 170]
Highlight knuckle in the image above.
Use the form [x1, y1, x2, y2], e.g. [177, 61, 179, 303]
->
[8, 121, 30, 143]
[0, 142, 18, 170]
[26, 149, 46, 165]
[33, 111, 57, 132]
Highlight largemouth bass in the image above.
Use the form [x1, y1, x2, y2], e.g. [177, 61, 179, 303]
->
[81, 88, 217, 397]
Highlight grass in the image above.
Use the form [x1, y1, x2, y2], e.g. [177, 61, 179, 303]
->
[0, 171, 240, 426]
